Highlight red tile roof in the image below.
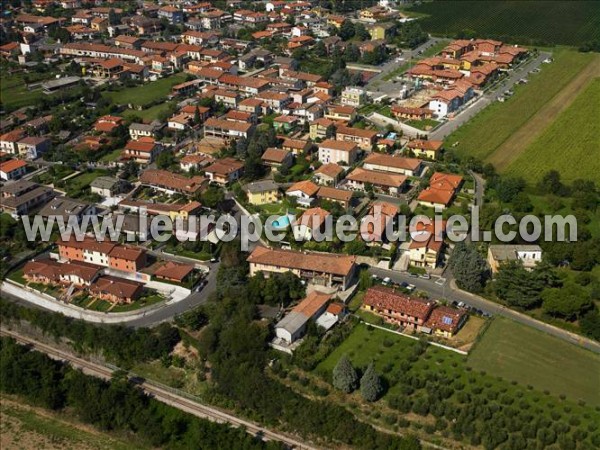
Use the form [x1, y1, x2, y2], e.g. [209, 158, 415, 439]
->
[364, 285, 434, 321]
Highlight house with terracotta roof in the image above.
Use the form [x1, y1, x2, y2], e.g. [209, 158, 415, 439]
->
[153, 261, 195, 284]
[286, 179, 320, 207]
[89, 275, 144, 304]
[317, 139, 359, 165]
[313, 163, 344, 186]
[17, 136, 51, 159]
[293, 207, 331, 241]
[406, 139, 444, 160]
[408, 219, 446, 269]
[0, 159, 27, 181]
[282, 138, 311, 156]
[336, 125, 378, 150]
[309, 117, 335, 140]
[424, 306, 467, 338]
[360, 201, 399, 244]
[417, 172, 463, 209]
[140, 169, 208, 196]
[363, 153, 423, 177]
[248, 246, 357, 290]
[0, 128, 26, 155]
[261, 147, 293, 171]
[391, 106, 434, 121]
[275, 290, 332, 345]
[204, 117, 255, 140]
[345, 168, 408, 196]
[363, 285, 435, 331]
[108, 245, 147, 273]
[204, 157, 244, 185]
[180, 153, 214, 172]
[94, 115, 123, 134]
[316, 186, 353, 209]
[324, 104, 357, 123]
[23, 258, 100, 288]
[122, 138, 163, 165]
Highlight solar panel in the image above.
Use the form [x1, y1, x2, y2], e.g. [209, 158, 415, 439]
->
[442, 316, 453, 325]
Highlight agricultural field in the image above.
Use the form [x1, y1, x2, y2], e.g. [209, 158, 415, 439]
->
[0, 75, 44, 112]
[447, 49, 595, 162]
[505, 77, 600, 183]
[299, 322, 600, 448]
[102, 73, 188, 108]
[0, 397, 143, 450]
[468, 317, 600, 406]
[408, 1, 600, 46]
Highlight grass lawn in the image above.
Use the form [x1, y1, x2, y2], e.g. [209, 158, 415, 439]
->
[123, 100, 177, 122]
[61, 170, 108, 197]
[420, 39, 451, 58]
[103, 73, 188, 107]
[315, 323, 418, 379]
[7, 269, 26, 285]
[504, 77, 600, 183]
[0, 75, 44, 112]
[404, 118, 440, 130]
[110, 293, 165, 313]
[99, 148, 122, 163]
[447, 49, 595, 162]
[1, 397, 144, 450]
[468, 317, 600, 406]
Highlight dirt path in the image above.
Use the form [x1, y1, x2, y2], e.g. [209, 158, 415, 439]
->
[488, 55, 600, 171]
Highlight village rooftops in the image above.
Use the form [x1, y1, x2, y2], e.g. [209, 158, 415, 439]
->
[346, 168, 407, 188]
[314, 163, 344, 179]
[261, 147, 291, 164]
[316, 186, 353, 203]
[245, 180, 280, 194]
[286, 179, 320, 197]
[248, 246, 356, 277]
[424, 306, 466, 334]
[364, 285, 435, 321]
[407, 139, 444, 152]
[140, 170, 207, 195]
[319, 139, 358, 152]
[363, 153, 422, 172]
[293, 290, 332, 317]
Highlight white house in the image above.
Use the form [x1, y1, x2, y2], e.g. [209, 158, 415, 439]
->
[285, 180, 320, 207]
[317, 139, 359, 165]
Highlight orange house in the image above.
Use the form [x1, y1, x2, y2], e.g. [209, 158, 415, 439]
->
[108, 246, 147, 273]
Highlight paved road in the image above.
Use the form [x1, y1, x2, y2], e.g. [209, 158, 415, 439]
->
[368, 267, 600, 354]
[429, 51, 552, 141]
[1, 328, 318, 450]
[366, 36, 443, 93]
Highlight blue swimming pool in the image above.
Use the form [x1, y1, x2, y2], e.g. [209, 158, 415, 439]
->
[271, 214, 292, 229]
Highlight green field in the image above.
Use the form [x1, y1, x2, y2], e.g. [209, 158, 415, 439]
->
[409, 1, 600, 46]
[0, 75, 44, 112]
[468, 317, 600, 406]
[1, 397, 143, 450]
[448, 49, 595, 161]
[123, 101, 177, 122]
[505, 77, 600, 183]
[103, 73, 188, 107]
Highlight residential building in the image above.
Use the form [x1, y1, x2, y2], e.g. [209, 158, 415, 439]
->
[129, 121, 163, 140]
[0, 159, 27, 181]
[140, 169, 207, 196]
[122, 138, 163, 165]
[391, 106, 434, 121]
[180, 154, 214, 172]
[363, 286, 435, 331]
[282, 138, 311, 156]
[345, 168, 407, 196]
[406, 139, 444, 160]
[203, 158, 245, 185]
[336, 126, 378, 150]
[310, 117, 335, 140]
[89, 275, 143, 304]
[0, 180, 55, 216]
[313, 163, 344, 186]
[318, 139, 359, 165]
[316, 186, 353, 209]
[153, 261, 195, 284]
[286, 179, 320, 207]
[341, 87, 367, 107]
[39, 197, 95, 223]
[293, 207, 331, 241]
[0, 128, 26, 154]
[17, 136, 51, 159]
[245, 180, 280, 205]
[261, 147, 293, 171]
[367, 22, 395, 40]
[247, 246, 357, 290]
[90, 176, 127, 197]
[275, 291, 332, 344]
[423, 306, 468, 338]
[363, 153, 423, 177]
[23, 258, 100, 287]
[325, 105, 356, 122]
[203, 118, 255, 140]
[408, 220, 445, 269]
[108, 245, 147, 273]
[487, 245, 543, 274]
[417, 172, 463, 209]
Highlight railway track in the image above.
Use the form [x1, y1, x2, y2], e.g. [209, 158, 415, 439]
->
[0, 328, 318, 450]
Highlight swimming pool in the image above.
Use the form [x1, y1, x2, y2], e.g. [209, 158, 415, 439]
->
[271, 214, 292, 229]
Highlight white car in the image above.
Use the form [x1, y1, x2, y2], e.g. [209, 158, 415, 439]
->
[382, 277, 392, 285]
[406, 284, 416, 292]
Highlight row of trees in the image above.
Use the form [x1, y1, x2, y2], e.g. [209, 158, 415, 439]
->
[333, 355, 384, 402]
[0, 337, 281, 449]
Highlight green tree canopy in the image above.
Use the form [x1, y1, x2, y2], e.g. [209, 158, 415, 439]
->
[332, 355, 359, 393]
[360, 361, 383, 402]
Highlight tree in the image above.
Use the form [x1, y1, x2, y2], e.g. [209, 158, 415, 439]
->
[193, 106, 201, 125]
[314, 40, 327, 57]
[493, 260, 560, 309]
[354, 22, 371, 41]
[156, 151, 175, 169]
[542, 283, 593, 320]
[360, 362, 383, 402]
[344, 43, 361, 63]
[537, 170, 568, 196]
[338, 20, 355, 41]
[448, 242, 488, 292]
[107, 8, 119, 25]
[332, 355, 359, 393]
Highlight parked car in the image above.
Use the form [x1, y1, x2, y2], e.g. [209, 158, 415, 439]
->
[382, 277, 392, 285]
[419, 273, 431, 280]
[406, 284, 416, 292]
[409, 272, 419, 278]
